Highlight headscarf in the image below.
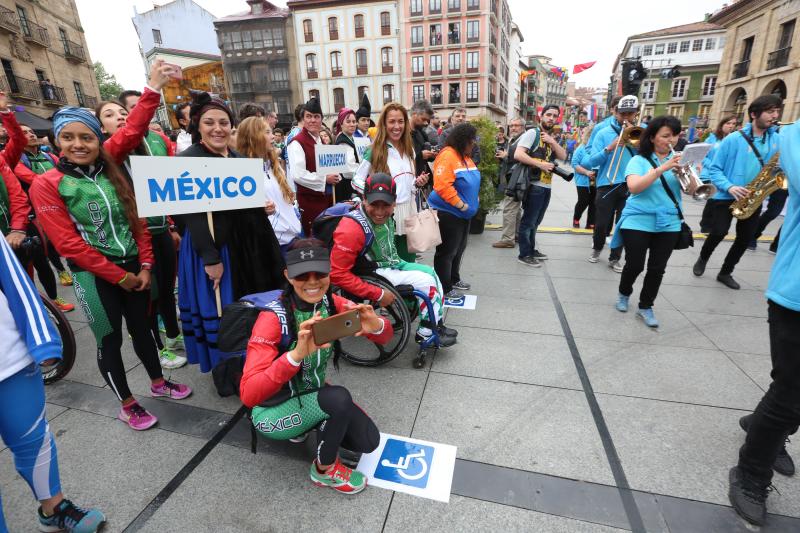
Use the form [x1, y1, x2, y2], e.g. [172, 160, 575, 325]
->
[334, 107, 355, 136]
[53, 106, 103, 141]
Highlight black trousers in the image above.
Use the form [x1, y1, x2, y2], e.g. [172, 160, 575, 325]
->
[699, 199, 760, 275]
[434, 210, 470, 293]
[752, 188, 788, 242]
[149, 231, 180, 342]
[317, 386, 379, 465]
[592, 184, 628, 260]
[46, 241, 65, 272]
[619, 229, 679, 309]
[573, 186, 596, 227]
[738, 301, 800, 484]
[699, 199, 715, 233]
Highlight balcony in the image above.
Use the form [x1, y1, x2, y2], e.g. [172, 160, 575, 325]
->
[329, 30, 338, 40]
[232, 81, 254, 93]
[466, 94, 478, 103]
[270, 80, 289, 91]
[412, 69, 424, 77]
[411, 39, 423, 49]
[64, 39, 86, 62]
[0, 6, 19, 33]
[304, 32, 313, 43]
[355, 27, 364, 38]
[382, 64, 393, 74]
[732, 59, 750, 79]
[448, 2, 461, 14]
[430, 68, 442, 76]
[307, 68, 318, 79]
[448, 32, 460, 45]
[767, 47, 791, 70]
[1, 75, 39, 101]
[467, 34, 479, 43]
[467, 66, 478, 73]
[357, 66, 368, 75]
[22, 20, 49, 47]
[332, 68, 343, 77]
[467, 0, 480, 10]
[410, 7, 423, 17]
[381, 25, 391, 36]
[41, 84, 66, 105]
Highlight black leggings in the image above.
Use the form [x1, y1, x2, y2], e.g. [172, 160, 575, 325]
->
[72, 262, 163, 401]
[46, 241, 66, 273]
[317, 386, 380, 465]
[699, 199, 760, 275]
[15, 226, 58, 300]
[149, 231, 180, 342]
[573, 186, 596, 226]
[592, 184, 628, 259]
[619, 229, 679, 309]
[434, 210, 470, 293]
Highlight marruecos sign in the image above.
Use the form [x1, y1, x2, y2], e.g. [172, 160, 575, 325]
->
[129, 156, 265, 217]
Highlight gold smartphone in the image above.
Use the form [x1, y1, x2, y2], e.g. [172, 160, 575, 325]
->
[312, 309, 361, 345]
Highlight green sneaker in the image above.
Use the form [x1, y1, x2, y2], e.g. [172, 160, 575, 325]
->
[309, 459, 367, 494]
[165, 334, 185, 352]
[159, 349, 187, 370]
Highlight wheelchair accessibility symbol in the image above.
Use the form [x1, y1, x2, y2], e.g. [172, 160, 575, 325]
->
[374, 439, 435, 488]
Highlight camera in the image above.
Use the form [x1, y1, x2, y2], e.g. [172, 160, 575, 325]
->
[551, 164, 574, 182]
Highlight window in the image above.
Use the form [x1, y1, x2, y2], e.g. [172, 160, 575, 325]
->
[667, 104, 684, 119]
[778, 19, 795, 49]
[430, 24, 442, 45]
[73, 81, 85, 107]
[448, 22, 460, 44]
[667, 42, 677, 54]
[467, 51, 479, 71]
[466, 81, 478, 102]
[642, 44, 653, 56]
[381, 12, 391, 35]
[641, 80, 656, 100]
[270, 65, 289, 89]
[355, 49, 368, 74]
[467, 20, 479, 42]
[328, 17, 338, 40]
[59, 27, 69, 54]
[448, 0, 461, 11]
[309, 89, 320, 100]
[698, 104, 712, 120]
[412, 56, 425, 75]
[467, 0, 480, 9]
[35, 69, 45, 82]
[430, 54, 442, 74]
[448, 52, 461, 72]
[383, 84, 394, 104]
[430, 0, 442, 13]
[330, 51, 342, 76]
[702, 75, 717, 97]
[152, 28, 162, 45]
[705, 37, 716, 50]
[354, 14, 364, 37]
[333, 88, 345, 111]
[742, 36, 754, 60]
[655, 43, 665, 55]
[692, 39, 703, 51]
[358, 86, 368, 102]
[381, 47, 393, 72]
[303, 19, 313, 42]
[671, 78, 687, 99]
[449, 82, 460, 103]
[413, 85, 425, 102]
[411, 0, 423, 15]
[306, 53, 318, 77]
[431, 84, 443, 104]
[411, 26, 423, 47]
[680, 40, 690, 53]
[631, 45, 641, 57]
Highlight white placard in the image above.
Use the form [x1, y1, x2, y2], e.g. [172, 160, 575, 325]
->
[357, 432, 457, 502]
[443, 294, 477, 310]
[679, 142, 712, 169]
[354, 136, 372, 161]
[129, 155, 265, 217]
[314, 144, 351, 174]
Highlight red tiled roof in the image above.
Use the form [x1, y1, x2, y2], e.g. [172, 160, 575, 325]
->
[215, 1, 288, 22]
[630, 21, 723, 40]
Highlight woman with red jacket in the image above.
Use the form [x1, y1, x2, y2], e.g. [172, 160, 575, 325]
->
[241, 239, 391, 495]
[30, 65, 192, 432]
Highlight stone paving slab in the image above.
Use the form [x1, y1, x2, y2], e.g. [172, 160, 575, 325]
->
[682, 311, 771, 355]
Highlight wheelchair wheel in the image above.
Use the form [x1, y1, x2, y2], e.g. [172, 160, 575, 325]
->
[336, 276, 412, 366]
[40, 294, 76, 385]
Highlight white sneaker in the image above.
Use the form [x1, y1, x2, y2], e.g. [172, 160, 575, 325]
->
[588, 250, 601, 263]
[608, 260, 624, 273]
[165, 335, 185, 352]
[159, 349, 187, 370]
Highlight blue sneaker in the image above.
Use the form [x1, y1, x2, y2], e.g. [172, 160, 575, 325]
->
[637, 308, 659, 328]
[38, 499, 105, 532]
[615, 293, 629, 312]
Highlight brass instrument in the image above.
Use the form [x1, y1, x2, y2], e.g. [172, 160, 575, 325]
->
[668, 144, 717, 201]
[607, 124, 644, 183]
[730, 152, 788, 219]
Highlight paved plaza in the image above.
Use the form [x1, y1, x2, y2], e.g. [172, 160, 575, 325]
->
[1, 175, 798, 532]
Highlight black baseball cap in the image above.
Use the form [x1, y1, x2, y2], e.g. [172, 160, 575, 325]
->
[364, 172, 396, 204]
[285, 245, 330, 279]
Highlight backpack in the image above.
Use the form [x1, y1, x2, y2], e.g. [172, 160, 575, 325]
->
[311, 202, 377, 273]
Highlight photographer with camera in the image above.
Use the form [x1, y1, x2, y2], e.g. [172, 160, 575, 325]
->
[513, 105, 567, 267]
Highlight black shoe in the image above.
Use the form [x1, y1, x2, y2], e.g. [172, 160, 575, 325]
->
[415, 331, 457, 348]
[717, 273, 741, 290]
[693, 257, 707, 277]
[739, 415, 796, 476]
[437, 322, 458, 337]
[531, 250, 548, 260]
[728, 466, 768, 526]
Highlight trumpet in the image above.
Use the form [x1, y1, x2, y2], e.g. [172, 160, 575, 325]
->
[668, 144, 717, 201]
[607, 123, 644, 183]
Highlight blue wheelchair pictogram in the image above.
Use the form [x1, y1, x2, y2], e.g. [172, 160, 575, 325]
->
[374, 439, 435, 489]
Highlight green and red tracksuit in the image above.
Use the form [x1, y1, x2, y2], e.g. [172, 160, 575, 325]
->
[241, 292, 390, 464]
[0, 111, 29, 236]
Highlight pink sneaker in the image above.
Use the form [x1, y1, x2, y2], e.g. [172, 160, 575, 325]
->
[150, 379, 192, 400]
[118, 402, 158, 431]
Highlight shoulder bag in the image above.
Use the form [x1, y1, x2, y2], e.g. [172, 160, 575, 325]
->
[405, 189, 442, 253]
[646, 157, 693, 250]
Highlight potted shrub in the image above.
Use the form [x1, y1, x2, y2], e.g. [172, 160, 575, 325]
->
[470, 116, 501, 234]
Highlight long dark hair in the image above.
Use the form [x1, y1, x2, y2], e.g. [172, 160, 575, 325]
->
[715, 114, 738, 140]
[637, 115, 682, 159]
[99, 146, 141, 233]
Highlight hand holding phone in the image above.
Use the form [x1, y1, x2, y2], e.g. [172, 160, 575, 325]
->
[311, 309, 361, 345]
[164, 63, 183, 80]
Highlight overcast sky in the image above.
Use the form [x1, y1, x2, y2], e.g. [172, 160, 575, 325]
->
[77, 0, 725, 92]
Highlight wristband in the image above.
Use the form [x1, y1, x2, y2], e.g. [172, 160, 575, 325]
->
[117, 273, 129, 286]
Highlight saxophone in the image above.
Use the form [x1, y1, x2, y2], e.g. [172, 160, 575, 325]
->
[730, 152, 788, 219]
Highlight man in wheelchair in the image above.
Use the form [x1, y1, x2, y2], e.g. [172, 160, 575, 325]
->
[329, 173, 458, 347]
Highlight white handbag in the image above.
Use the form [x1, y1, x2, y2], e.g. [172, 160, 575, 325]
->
[404, 192, 442, 252]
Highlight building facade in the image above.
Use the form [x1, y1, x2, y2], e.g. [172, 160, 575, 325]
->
[507, 22, 523, 121]
[215, 1, 299, 126]
[288, 0, 401, 122]
[521, 55, 545, 122]
[614, 22, 725, 127]
[162, 61, 227, 129]
[400, 0, 513, 122]
[0, 0, 99, 117]
[532, 55, 568, 109]
[708, 0, 800, 125]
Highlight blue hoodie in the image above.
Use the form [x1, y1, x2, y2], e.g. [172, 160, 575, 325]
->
[701, 123, 780, 200]
[766, 123, 799, 311]
[585, 118, 636, 188]
[572, 144, 592, 187]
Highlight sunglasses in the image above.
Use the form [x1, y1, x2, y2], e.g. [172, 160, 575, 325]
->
[293, 271, 330, 282]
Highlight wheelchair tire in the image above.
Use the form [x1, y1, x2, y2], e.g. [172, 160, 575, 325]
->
[40, 294, 76, 385]
[336, 275, 412, 366]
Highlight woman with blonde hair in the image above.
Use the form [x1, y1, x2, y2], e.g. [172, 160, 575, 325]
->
[354, 103, 429, 261]
[237, 117, 302, 252]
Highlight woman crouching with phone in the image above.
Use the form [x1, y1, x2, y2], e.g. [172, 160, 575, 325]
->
[240, 239, 391, 494]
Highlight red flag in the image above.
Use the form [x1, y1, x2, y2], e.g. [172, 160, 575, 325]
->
[573, 61, 597, 74]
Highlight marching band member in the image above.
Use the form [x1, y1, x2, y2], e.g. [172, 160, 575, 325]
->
[694, 95, 781, 290]
[699, 115, 738, 233]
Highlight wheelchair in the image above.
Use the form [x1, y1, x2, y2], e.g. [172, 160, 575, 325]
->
[335, 273, 441, 369]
